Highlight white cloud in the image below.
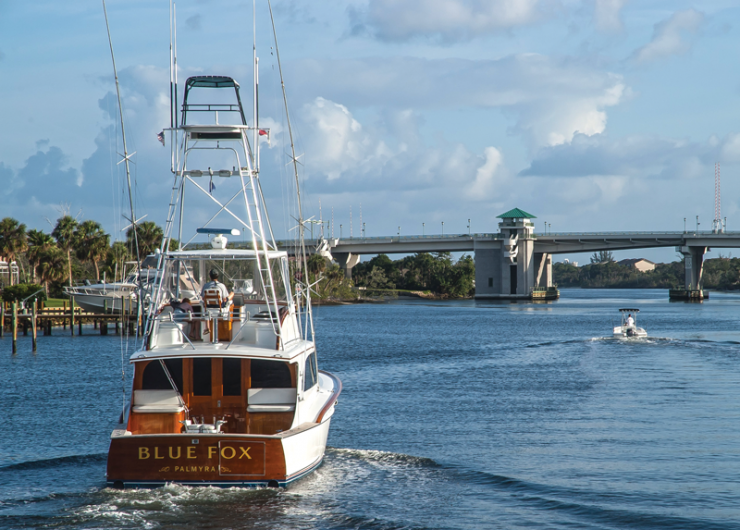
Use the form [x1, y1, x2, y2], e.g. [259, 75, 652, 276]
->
[633, 9, 704, 63]
[593, 0, 628, 33]
[466, 147, 504, 198]
[300, 97, 392, 182]
[292, 54, 627, 149]
[517, 131, 740, 183]
[294, 97, 506, 203]
[361, 0, 541, 42]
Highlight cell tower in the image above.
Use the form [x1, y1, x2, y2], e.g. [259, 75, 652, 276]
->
[713, 162, 722, 233]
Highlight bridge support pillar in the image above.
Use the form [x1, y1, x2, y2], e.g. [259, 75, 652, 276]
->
[334, 252, 360, 280]
[534, 252, 552, 287]
[473, 236, 535, 300]
[683, 246, 706, 290]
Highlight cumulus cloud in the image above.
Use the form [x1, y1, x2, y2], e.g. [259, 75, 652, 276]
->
[633, 9, 704, 63]
[292, 97, 507, 201]
[291, 54, 626, 148]
[359, 0, 541, 42]
[593, 0, 627, 33]
[518, 131, 728, 183]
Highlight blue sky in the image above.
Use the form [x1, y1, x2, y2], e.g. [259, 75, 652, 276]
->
[2, 0, 740, 264]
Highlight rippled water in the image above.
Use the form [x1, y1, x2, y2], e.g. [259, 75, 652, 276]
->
[2, 289, 740, 529]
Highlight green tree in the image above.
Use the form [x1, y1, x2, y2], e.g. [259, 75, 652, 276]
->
[367, 266, 394, 289]
[37, 246, 68, 292]
[307, 253, 328, 276]
[0, 217, 28, 285]
[590, 250, 615, 264]
[104, 241, 131, 282]
[52, 215, 78, 287]
[75, 220, 110, 281]
[26, 229, 55, 284]
[127, 221, 163, 258]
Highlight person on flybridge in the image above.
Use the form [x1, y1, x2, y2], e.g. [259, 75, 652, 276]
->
[200, 269, 233, 307]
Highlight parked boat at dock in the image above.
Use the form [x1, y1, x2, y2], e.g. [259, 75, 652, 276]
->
[63, 255, 167, 314]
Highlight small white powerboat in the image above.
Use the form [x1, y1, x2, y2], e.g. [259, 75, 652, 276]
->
[613, 308, 647, 338]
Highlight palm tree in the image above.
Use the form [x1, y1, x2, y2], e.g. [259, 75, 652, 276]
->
[75, 220, 110, 281]
[52, 215, 78, 287]
[0, 217, 28, 285]
[26, 229, 55, 283]
[37, 247, 68, 292]
[127, 221, 163, 258]
[106, 241, 130, 282]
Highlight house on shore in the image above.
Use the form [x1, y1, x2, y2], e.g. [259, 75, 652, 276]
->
[618, 258, 656, 272]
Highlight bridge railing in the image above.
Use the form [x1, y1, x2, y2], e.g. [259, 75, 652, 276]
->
[271, 230, 740, 250]
[537, 230, 740, 237]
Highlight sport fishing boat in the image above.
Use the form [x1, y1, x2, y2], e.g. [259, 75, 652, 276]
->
[106, 8, 341, 488]
[63, 255, 166, 313]
[613, 308, 647, 338]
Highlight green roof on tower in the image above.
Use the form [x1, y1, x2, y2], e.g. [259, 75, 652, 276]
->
[497, 208, 536, 219]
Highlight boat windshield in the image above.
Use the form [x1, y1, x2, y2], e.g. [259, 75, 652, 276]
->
[159, 253, 291, 304]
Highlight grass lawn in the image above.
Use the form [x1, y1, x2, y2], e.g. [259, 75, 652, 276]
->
[44, 298, 67, 307]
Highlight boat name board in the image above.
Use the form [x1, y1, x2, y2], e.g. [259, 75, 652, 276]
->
[133, 441, 266, 476]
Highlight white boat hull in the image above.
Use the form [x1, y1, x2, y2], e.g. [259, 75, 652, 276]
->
[613, 326, 648, 338]
[68, 292, 137, 314]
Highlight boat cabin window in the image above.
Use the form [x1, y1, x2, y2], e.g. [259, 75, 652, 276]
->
[142, 359, 183, 393]
[223, 358, 242, 396]
[303, 353, 318, 391]
[251, 359, 292, 388]
[193, 358, 212, 396]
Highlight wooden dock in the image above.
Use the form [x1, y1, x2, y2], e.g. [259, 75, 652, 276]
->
[1, 299, 142, 355]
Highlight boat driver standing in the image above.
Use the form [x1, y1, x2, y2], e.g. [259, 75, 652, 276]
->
[201, 269, 233, 307]
[626, 313, 635, 328]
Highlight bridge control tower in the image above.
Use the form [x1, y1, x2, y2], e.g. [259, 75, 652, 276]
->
[474, 208, 553, 299]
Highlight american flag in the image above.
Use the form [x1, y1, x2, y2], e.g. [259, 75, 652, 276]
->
[157, 131, 165, 146]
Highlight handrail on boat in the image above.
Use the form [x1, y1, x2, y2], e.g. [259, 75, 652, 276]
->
[315, 371, 342, 424]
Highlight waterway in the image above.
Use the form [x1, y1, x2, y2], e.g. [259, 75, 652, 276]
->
[1, 289, 739, 529]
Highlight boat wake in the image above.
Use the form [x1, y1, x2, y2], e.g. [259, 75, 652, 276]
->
[2, 448, 737, 529]
[0, 453, 106, 473]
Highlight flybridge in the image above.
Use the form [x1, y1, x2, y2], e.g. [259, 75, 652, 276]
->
[180, 76, 247, 126]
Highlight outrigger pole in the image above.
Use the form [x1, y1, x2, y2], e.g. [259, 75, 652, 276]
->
[102, 0, 143, 420]
[102, 0, 140, 271]
[267, 0, 315, 341]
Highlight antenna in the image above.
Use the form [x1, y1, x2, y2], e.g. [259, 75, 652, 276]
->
[714, 162, 722, 233]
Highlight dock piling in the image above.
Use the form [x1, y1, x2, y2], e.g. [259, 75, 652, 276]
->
[11, 302, 17, 355]
[70, 297, 75, 336]
[31, 304, 37, 353]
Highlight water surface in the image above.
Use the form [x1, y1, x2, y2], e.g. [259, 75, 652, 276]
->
[1, 289, 739, 529]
